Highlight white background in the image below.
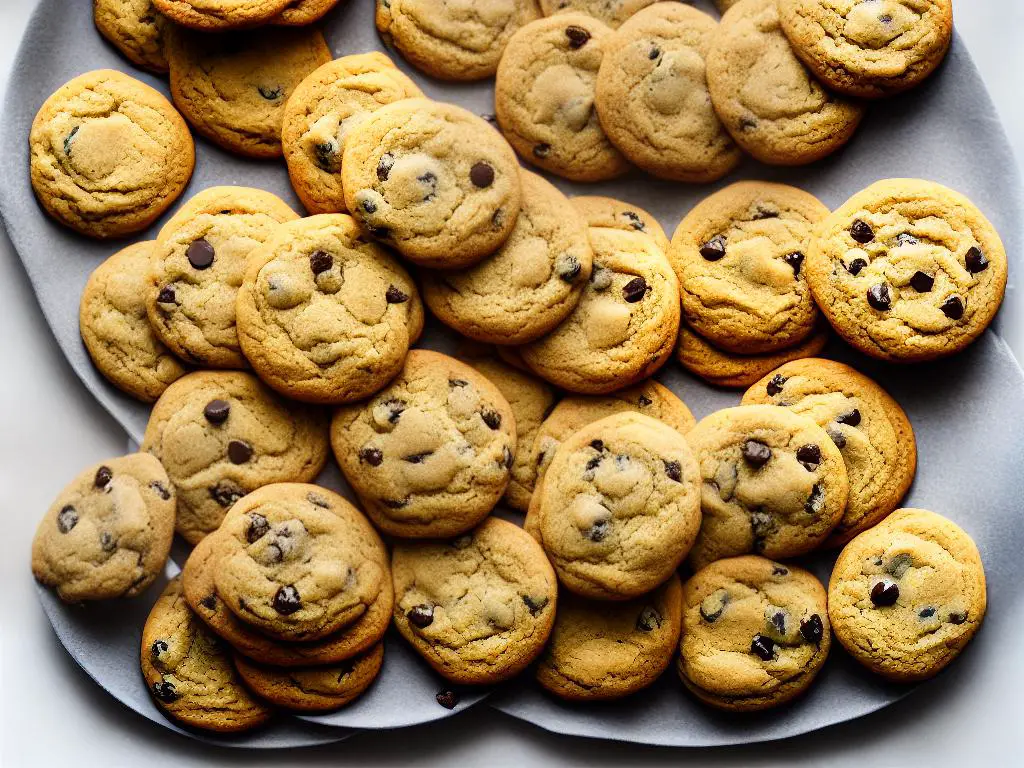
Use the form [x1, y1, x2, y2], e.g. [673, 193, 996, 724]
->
[2, 1, 1022, 765]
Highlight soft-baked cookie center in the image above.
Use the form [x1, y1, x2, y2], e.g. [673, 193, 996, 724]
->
[738, 29, 828, 121]
[530, 64, 595, 132]
[401, 0, 520, 52]
[844, 1, 918, 49]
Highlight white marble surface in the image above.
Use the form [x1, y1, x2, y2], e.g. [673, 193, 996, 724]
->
[2, 1, 1021, 765]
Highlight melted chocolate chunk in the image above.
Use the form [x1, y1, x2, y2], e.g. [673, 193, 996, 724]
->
[228, 440, 253, 464]
[796, 444, 821, 471]
[309, 250, 333, 275]
[469, 162, 494, 188]
[246, 513, 270, 544]
[436, 689, 459, 709]
[940, 295, 965, 320]
[664, 460, 682, 482]
[836, 409, 861, 426]
[203, 399, 230, 425]
[846, 258, 867, 276]
[870, 580, 899, 607]
[636, 607, 662, 632]
[94, 465, 113, 489]
[965, 246, 989, 274]
[359, 447, 384, 467]
[766, 374, 787, 396]
[909, 271, 934, 293]
[523, 595, 549, 615]
[273, 585, 302, 615]
[850, 220, 874, 243]
[377, 153, 394, 181]
[800, 614, 824, 644]
[742, 440, 772, 468]
[867, 283, 892, 311]
[481, 410, 502, 430]
[750, 634, 776, 661]
[784, 251, 804, 276]
[187, 239, 215, 270]
[407, 604, 434, 628]
[56, 505, 78, 534]
[565, 25, 591, 48]
[622, 276, 648, 303]
[699, 235, 726, 261]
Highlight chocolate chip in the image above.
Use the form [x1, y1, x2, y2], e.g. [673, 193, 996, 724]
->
[200, 594, 217, 610]
[314, 140, 339, 172]
[228, 440, 253, 464]
[836, 409, 861, 426]
[100, 532, 116, 552]
[386, 285, 409, 303]
[258, 85, 283, 100]
[404, 452, 431, 464]
[502, 445, 514, 470]
[648, 46, 660, 60]
[636, 607, 662, 632]
[533, 143, 551, 158]
[870, 580, 899, 607]
[846, 258, 867, 276]
[63, 126, 79, 156]
[796, 444, 821, 471]
[827, 427, 847, 449]
[885, 553, 913, 579]
[418, 171, 438, 201]
[381, 498, 408, 509]
[56, 505, 78, 534]
[804, 483, 824, 514]
[149, 481, 171, 500]
[157, 286, 176, 304]
[739, 117, 757, 130]
[948, 611, 967, 625]
[209, 481, 245, 508]
[481, 410, 502, 430]
[699, 235, 726, 261]
[622, 276, 648, 302]
[623, 211, 645, 231]
[565, 25, 590, 48]
[637, 394, 652, 406]
[751, 509, 772, 540]
[784, 251, 804, 276]
[910, 271, 934, 292]
[203, 399, 230, 425]
[361, 197, 378, 215]
[895, 232, 918, 247]
[407, 604, 434, 628]
[359, 447, 383, 467]
[151, 681, 178, 703]
[377, 153, 394, 181]
[383, 399, 405, 423]
[587, 519, 609, 542]
[470, 162, 495, 188]
[965, 246, 989, 274]
[246, 513, 270, 543]
[94, 465, 113, 489]
[742, 440, 772, 468]
[436, 689, 459, 709]
[800, 614, 824, 644]
[879, 13, 893, 23]
[308, 492, 331, 509]
[590, 439, 605, 452]
[555, 254, 582, 282]
[770, 610, 786, 634]
[850, 220, 874, 243]
[751, 634, 776, 661]
[151, 640, 168, 658]
[273, 585, 302, 615]
[523, 595, 549, 615]
[772, 566, 788, 576]
[867, 283, 892, 311]
[187, 239, 215, 270]
[449, 379, 468, 388]
[919, 607, 936, 618]
[941, 295, 965, 320]
[766, 374, 787, 396]
[664, 460, 682, 482]
[310, 250, 333, 275]
[700, 591, 728, 622]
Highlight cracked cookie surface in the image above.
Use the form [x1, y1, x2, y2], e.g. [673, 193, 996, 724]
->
[669, 181, 828, 354]
[571, 195, 670, 253]
[237, 213, 423, 404]
[153, 0, 291, 30]
[422, 170, 593, 345]
[80, 242, 187, 403]
[392, 517, 557, 684]
[706, 0, 864, 165]
[495, 13, 630, 182]
[678, 555, 830, 711]
[343, 99, 522, 268]
[282, 53, 423, 216]
[536, 412, 701, 599]
[93, 0, 169, 73]
[29, 70, 194, 239]
[147, 186, 299, 369]
[331, 350, 517, 538]
[521, 227, 680, 394]
[538, 0, 659, 28]
[804, 178, 1007, 362]
[32, 454, 175, 602]
[273, 0, 343, 25]
[141, 371, 329, 545]
[686, 405, 848, 570]
[828, 508, 985, 681]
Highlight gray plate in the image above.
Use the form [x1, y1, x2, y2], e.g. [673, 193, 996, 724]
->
[4, 0, 1024, 751]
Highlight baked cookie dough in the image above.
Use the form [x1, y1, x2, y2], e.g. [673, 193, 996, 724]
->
[274, 0, 343, 26]
[93, 0, 169, 73]
[571, 195, 670, 252]
[538, 0, 659, 28]
[153, 0, 292, 30]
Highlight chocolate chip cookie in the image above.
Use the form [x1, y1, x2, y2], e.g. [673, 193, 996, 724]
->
[330, 350, 517, 538]
[535, 412, 701, 599]
[804, 178, 1008, 362]
[571, 195, 670, 252]
[80, 242, 187, 403]
[686, 405, 848, 570]
[669, 181, 828, 354]
[678, 555, 831, 711]
[237, 213, 423, 404]
[742, 358, 916, 545]
[93, 0, 169, 73]
[32, 454, 176, 602]
[536, 575, 682, 700]
[29, 70, 194, 239]
[778, 0, 953, 98]
[342, 98, 523, 268]
[495, 13, 630, 181]
[147, 186, 300, 369]
[422, 169, 594, 345]
[392, 517, 557, 684]
[153, 0, 292, 30]
[706, 0, 864, 165]
[538, 0, 659, 28]
[142, 577, 273, 732]
[595, 3, 742, 182]
[377, 0, 541, 81]
[167, 25, 331, 158]
[281, 53, 424, 216]
[829, 508, 986, 681]
[521, 228, 680, 394]
[141, 371, 329, 544]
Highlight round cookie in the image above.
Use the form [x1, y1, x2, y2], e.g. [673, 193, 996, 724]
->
[675, 322, 830, 390]
[686, 405, 849, 570]
[536, 575, 682, 700]
[538, 0, 659, 28]
[80, 242, 187, 403]
[376, 0, 542, 81]
[595, 3, 742, 182]
[236, 214, 423, 404]
[742, 358, 916, 545]
[142, 577, 273, 733]
[282, 53, 424, 215]
[495, 13, 630, 182]
[147, 186, 299, 369]
[31, 454, 176, 603]
[571, 195, 670, 252]
[804, 178, 1008, 363]
[778, 0, 953, 99]
[29, 70, 194, 239]
[705, 0, 865, 165]
[392, 517, 557, 684]
[93, 0, 169, 73]
[331, 350, 517, 538]
[678, 555, 831, 711]
[166, 25, 331, 159]
[520, 228, 680, 394]
[153, 0, 292, 30]
[829, 508, 986, 681]
[342, 98, 523, 268]
[463, 357, 558, 512]
[274, 0, 343, 25]
[183, 531, 393, 666]
[233, 643, 384, 712]
[213, 484, 387, 643]
[536, 412, 701, 600]
[422, 170, 594, 345]
[669, 181, 828, 354]
[141, 371, 329, 545]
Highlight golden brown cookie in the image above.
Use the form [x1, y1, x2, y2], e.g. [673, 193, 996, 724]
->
[571, 195, 670, 252]
[93, 0, 169, 73]
[153, 0, 292, 30]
